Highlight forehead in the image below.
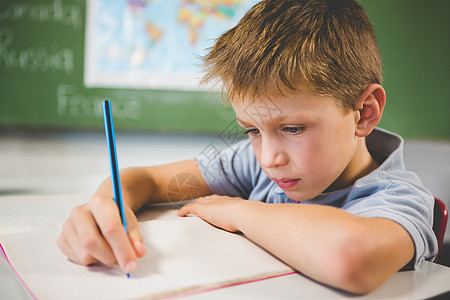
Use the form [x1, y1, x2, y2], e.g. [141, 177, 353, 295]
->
[231, 89, 334, 112]
[232, 90, 346, 125]
[234, 99, 284, 124]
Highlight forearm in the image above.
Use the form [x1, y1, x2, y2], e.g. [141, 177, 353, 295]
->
[95, 167, 156, 212]
[232, 201, 414, 294]
[95, 159, 212, 212]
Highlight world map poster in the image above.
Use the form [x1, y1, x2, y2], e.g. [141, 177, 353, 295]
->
[84, 0, 259, 90]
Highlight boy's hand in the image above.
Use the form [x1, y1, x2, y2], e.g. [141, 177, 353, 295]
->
[177, 194, 246, 232]
[57, 195, 146, 274]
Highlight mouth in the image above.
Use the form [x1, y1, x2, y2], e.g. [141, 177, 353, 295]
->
[273, 178, 300, 189]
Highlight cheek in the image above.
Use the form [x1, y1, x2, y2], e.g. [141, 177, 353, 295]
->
[297, 141, 334, 177]
[317, 130, 356, 176]
[249, 139, 262, 161]
[298, 129, 355, 179]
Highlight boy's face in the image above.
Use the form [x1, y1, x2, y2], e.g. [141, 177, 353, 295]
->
[233, 89, 361, 202]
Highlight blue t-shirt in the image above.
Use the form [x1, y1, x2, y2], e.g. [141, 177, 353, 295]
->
[195, 127, 438, 269]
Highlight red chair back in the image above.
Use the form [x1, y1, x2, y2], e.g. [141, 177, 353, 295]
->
[433, 197, 448, 261]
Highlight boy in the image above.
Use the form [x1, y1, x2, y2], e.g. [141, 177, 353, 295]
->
[57, 0, 437, 294]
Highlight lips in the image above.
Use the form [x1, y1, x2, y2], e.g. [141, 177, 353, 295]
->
[273, 178, 300, 189]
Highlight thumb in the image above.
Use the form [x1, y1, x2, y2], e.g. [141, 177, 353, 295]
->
[125, 208, 146, 258]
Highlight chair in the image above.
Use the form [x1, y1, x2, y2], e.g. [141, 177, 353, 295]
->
[433, 197, 448, 262]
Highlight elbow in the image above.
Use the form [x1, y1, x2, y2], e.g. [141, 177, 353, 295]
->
[327, 230, 386, 294]
[331, 250, 380, 294]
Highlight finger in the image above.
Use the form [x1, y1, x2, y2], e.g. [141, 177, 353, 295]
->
[125, 208, 146, 258]
[59, 218, 98, 266]
[57, 226, 82, 264]
[177, 197, 209, 217]
[177, 200, 197, 217]
[130, 236, 146, 258]
[72, 206, 117, 266]
[90, 198, 138, 273]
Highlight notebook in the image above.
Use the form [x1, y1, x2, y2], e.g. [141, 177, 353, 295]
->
[0, 194, 294, 299]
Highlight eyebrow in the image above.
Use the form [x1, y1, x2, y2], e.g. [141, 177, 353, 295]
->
[235, 118, 249, 125]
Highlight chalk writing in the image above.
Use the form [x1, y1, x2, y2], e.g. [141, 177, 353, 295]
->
[0, 0, 82, 30]
[0, 28, 74, 74]
[56, 84, 143, 120]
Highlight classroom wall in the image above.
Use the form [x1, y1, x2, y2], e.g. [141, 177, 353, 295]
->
[0, 0, 449, 139]
[359, 0, 450, 140]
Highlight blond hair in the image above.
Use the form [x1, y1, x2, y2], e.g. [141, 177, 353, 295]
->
[201, 0, 382, 110]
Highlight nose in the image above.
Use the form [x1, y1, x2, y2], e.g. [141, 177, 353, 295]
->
[259, 136, 288, 169]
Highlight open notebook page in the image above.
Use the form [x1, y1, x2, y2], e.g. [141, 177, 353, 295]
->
[0, 196, 294, 299]
[0, 194, 87, 235]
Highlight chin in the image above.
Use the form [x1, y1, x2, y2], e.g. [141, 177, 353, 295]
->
[284, 190, 316, 202]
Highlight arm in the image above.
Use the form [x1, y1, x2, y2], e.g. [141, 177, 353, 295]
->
[57, 159, 212, 273]
[97, 159, 212, 211]
[178, 195, 414, 294]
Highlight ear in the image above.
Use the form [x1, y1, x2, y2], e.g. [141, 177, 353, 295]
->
[354, 84, 386, 137]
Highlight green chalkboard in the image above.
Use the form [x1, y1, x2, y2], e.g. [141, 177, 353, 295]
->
[1, 0, 449, 139]
[0, 0, 236, 134]
[359, 0, 450, 140]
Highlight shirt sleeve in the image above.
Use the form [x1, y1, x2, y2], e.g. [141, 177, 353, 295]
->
[194, 139, 262, 199]
[342, 178, 438, 269]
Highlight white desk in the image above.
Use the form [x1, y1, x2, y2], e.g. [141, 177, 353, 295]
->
[1, 199, 450, 300]
[143, 206, 450, 299]
[182, 261, 450, 299]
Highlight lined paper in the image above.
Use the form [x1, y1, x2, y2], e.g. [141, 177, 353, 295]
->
[0, 194, 87, 235]
[0, 195, 293, 299]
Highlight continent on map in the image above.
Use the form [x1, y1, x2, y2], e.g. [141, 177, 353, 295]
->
[178, 0, 243, 45]
[127, 0, 163, 66]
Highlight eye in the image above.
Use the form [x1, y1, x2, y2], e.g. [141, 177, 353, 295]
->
[243, 128, 260, 136]
[282, 126, 305, 135]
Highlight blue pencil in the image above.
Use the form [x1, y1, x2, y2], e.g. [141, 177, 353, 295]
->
[102, 100, 130, 278]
